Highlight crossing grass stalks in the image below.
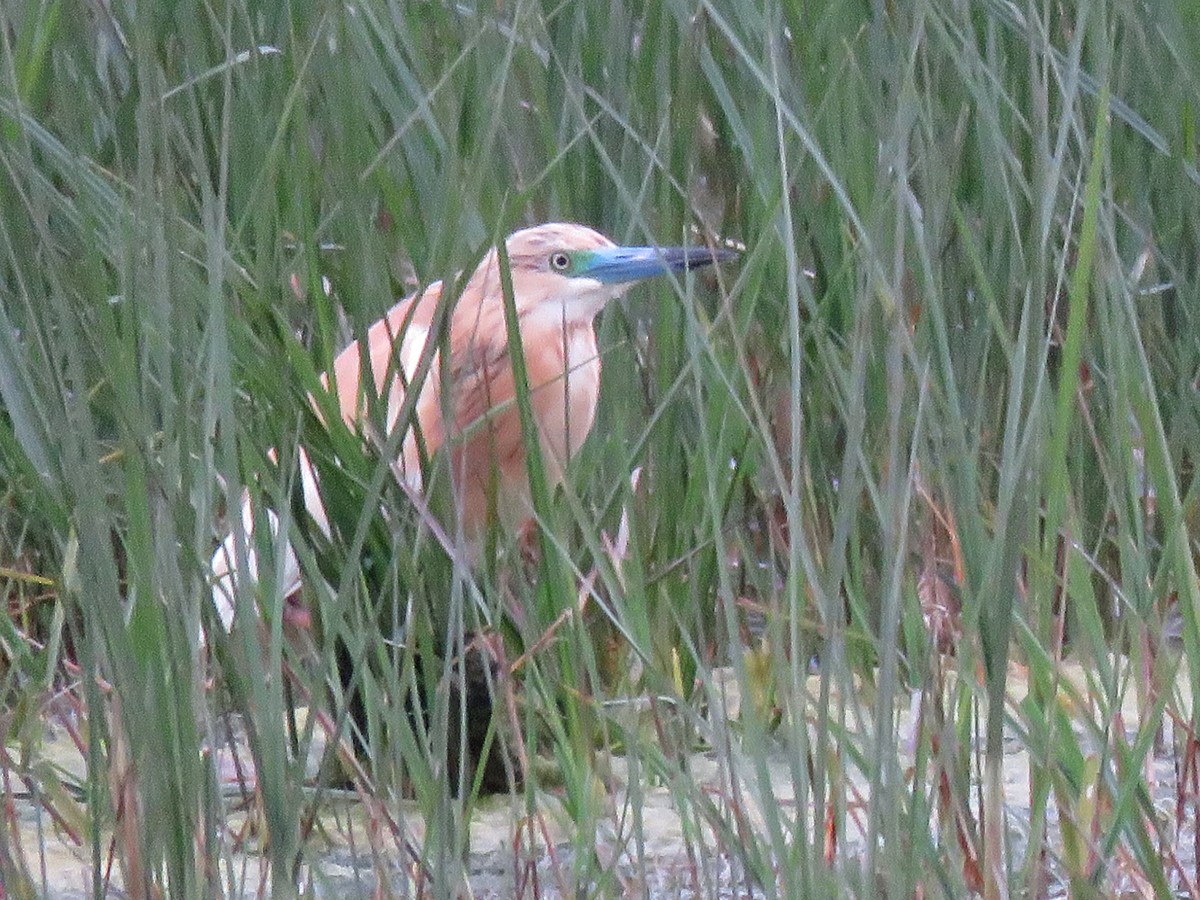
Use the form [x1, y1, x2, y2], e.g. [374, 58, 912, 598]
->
[1, 0, 1199, 896]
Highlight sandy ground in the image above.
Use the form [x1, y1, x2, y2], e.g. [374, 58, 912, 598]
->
[5, 661, 1195, 897]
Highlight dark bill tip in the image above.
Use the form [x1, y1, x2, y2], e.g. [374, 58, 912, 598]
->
[655, 246, 741, 272]
[581, 244, 739, 284]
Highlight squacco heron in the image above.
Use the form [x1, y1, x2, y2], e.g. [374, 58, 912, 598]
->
[211, 222, 735, 630]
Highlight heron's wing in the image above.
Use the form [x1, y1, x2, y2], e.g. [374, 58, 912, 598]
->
[209, 448, 320, 631]
[323, 280, 452, 483]
[210, 281, 450, 633]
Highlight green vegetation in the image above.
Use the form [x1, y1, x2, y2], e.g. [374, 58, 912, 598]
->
[1, 0, 1199, 896]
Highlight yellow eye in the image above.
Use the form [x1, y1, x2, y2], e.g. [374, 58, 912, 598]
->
[549, 252, 571, 272]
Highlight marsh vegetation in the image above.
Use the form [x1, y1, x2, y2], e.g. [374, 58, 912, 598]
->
[1, 0, 1199, 896]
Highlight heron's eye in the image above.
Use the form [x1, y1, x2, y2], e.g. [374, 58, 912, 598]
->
[549, 252, 572, 272]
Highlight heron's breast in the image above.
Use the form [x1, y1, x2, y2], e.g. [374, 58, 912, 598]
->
[524, 323, 600, 469]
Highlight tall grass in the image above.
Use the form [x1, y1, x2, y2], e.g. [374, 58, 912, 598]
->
[1, 0, 1199, 896]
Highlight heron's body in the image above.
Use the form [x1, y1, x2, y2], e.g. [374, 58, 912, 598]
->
[212, 223, 733, 629]
[326, 224, 613, 539]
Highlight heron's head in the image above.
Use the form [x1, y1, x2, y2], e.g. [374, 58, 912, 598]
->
[469, 222, 737, 328]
